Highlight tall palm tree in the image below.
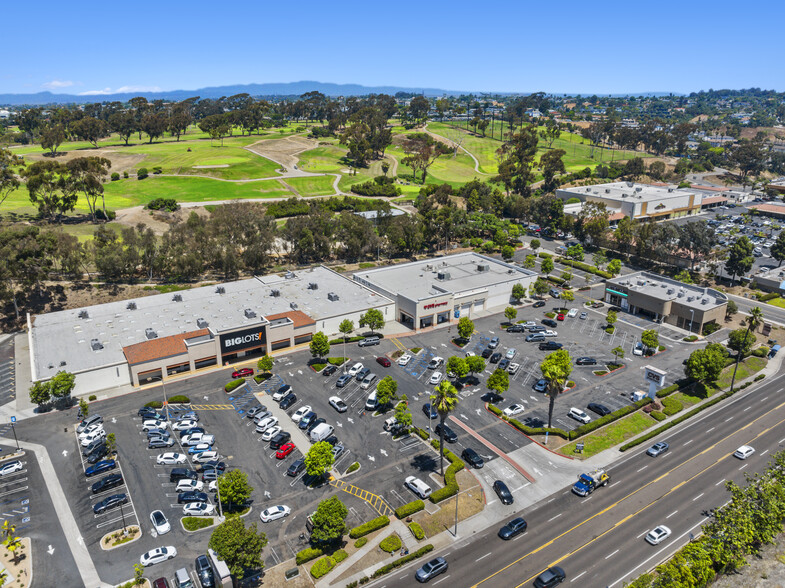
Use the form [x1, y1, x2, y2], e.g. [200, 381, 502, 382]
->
[431, 381, 459, 476]
[541, 350, 573, 430]
[730, 306, 763, 392]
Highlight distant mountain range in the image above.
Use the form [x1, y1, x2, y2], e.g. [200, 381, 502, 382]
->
[0, 81, 684, 106]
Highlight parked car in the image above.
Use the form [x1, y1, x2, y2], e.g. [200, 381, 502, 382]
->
[86, 444, 108, 463]
[232, 368, 253, 378]
[568, 407, 591, 424]
[287, 457, 306, 477]
[481, 347, 493, 358]
[140, 546, 177, 567]
[157, 453, 187, 466]
[148, 437, 175, 450]
[498, 517, 527, 540]
[557, 313, 565, 321]
[587, 403, 611, 417]
[533, 379, 547, 392]
[279, 393, 297, 409]
[260, 505, 291, 522]
[539, 341, 563, 351]
[256, 416, 279, 433]
[633, 342, 644, 356]
[376, 356, 391, 368]
[358, 336, 380, 347]
[245, 407, 266, 420]
[175, 479, 204, 493]
[336, 373, 353, 388]
[507, 362, 520, 375]
[542, 319, 557, 328]
[347, 362, 364, 377]
[292, 405, 312, 423]
[91, 473, 123, 494]
[397, 354, 412, 366]
[270, 431, 291, 449]
[183, 502, 215, 516]
[427, 357, 444, 369]
[93, 493, 128, 516]
[526, 334, 546, 342]
[193, 450, 219, 463]
[422, 403, 438, 419]
[172, 419, 199, 431]
[272, 385, 292, 401]
[150, 510, 171, 535]
[405, 476, 433, 499]
[461, 447, 484, 469]
[85, 460, 116, 477]
[178, 490, 208, 504]
[503, 404, 525, 417]
[576, 357, 597, 366]
[276, 443, 296, 459]
[543, 330, 558, 338]
[355, 367, 371, 382]
[506, 324, 525, 333]
[195, 555, 215, 588]
[488, 337, 500, 349]
[567, 308, 578, 318]
[579, 312, 588, 320]
[489, 353, 502, 364]
[329, 396, 348, 413]
[533, 301, 546, 308]
[428, 372, 444, 385]
[322, 364, 338, 376]
[498, 358, 510, 370]
[298, 411, 318, 430]
[261, 425, 282, 442]
[434, 423, 457, 443]
[505, 348, 517, 359]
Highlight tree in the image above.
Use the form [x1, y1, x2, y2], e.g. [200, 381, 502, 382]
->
[592, 251, 607, 269]
[540, 349, 572, 430]
[566, 244, 584, 261]
[640, 329, 659, 352]
[725, 236, 754, 285]
[606, 310, 618, 327]
[309, 331, 330, 360]
[486, 368, 509, 395]
[747, 305, 764, 332]
[68, 156, 112, 222]
[456, 317, 474, 340]
[501, 245, 514, 261]
[607, 259, 621, 276]
[208, 516, 268, 578]
[381, 161, 390, 176]
[611, 346, 624, 362]
[109, 111, 137, 145]
[22, 160, 78, 222]
[494, 126, 539, 196]
[401, 133, 450, 183]
[504, 306, 517, 323]
[394, 395, 413, 431]
[78, 397, 89, 418]
[540, 148, 566, 192]
[533, 278, 550, 297]
[0, 149, 23, 209]
[310, 496, 348, 546]
[305, 441, 335, 479]
[771, 231, 785, 267]
[339, 319, 354, 339]
[217, 469, 254, 512]
[445, 356, 468, 379]
[140, 112, 167, 143]
[430, 381, 459, 476]
[40, 123, 66, 155]
[728, 328, 757, 355]
[685, 343, 726, 384]
[560, 290, 574, 308]
[257, 355, 273, 374]
[530, 239, 541, 252]
[614, 216, 634, 254]
[105, 432, 117, 455]
[408, 96, 430, 126]
[511, 283, 526, 302]
[359, 309, 385, 334]
[133, 563, 144, 586]
[71, 117, 109, 147]
[376, 376, 398, 408]
[541, 257, 554, 275]
[29, 381, 51, 407]
[465, 355, 485, 378]
[725, 300, 738, 321]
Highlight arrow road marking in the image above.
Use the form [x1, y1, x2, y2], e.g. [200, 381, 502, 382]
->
[336, 422, 343, 428]
[62, 450, 68, 457]
[347, 418, 354, 424]
[47, 545, 54, 555]
[380, 449, 388, 457]
[367, 455, 375, 462]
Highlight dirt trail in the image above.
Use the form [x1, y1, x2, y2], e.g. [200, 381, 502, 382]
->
[423, 123, 491, 175]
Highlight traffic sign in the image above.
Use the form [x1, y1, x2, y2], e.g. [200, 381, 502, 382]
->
[10, 417, 15, 423]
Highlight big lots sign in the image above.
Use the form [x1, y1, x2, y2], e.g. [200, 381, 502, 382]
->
[220, 325, 267, 353]
[422, 301, 449, 311]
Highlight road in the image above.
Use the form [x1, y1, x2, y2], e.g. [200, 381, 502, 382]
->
[372, 366, 785, 588]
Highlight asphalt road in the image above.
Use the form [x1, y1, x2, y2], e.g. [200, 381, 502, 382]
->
[372, 365, 785, 588]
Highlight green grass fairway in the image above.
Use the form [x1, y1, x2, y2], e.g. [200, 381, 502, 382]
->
[298, 145, 346, 174]
[285, 176, 336, 197]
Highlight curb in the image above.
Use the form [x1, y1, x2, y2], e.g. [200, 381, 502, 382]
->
[482, 404, 574, 461]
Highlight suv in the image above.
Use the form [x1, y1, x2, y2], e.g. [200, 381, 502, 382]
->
[526, 333, 546, 342]
[534, 566, 566, 588]
[434, 423, 457, 443]
[358, 336, 380, 347]
[488, 337, 500, 349]
[169, 468, 198, 483]
[461, 447, 484, 468]
[194, 555, 215, 588]
[355, 367, 371, 381]
[270, 431, 291, 449]
[404, 476, 432, 499]
[279, 393, 297, 410]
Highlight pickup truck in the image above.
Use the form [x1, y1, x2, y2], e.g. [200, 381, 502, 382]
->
[572, 468, 610, 497]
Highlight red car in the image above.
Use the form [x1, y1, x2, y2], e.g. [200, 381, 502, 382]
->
[557, 314, 565, 321]
[276, 442, 296, 459]
[232, 368, 254, 378]
[376, 356, 391, 368]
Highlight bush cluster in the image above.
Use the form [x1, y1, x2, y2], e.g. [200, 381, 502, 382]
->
[295, 547, 324, 565]
[379, 534, 402, 553]
[350, 176, 402, 197]
[334, 549, 348, 563]
[408, 521, 425, 540]
[349, 515, 390, 539]
[557, 257, 613, 279]
[137, 167, 148, 179]
[346, 462, 360, 474]
[144, 400, 163, 408]
[329, 336, 364, 345]
[752, 346, 769, 357]
[538, 252, 552, 259]
[310, 556, 336, 579]
[354, 537, 368, 549]
[371, 545, 434, 579]
[428, 440, 465, 503]
[146, 197, 179, 212]
[224, 378, 245, 393]
[650, 411, 667, 421]
[395, 500, 425, 520]
[758, 291, 780, 302]
[661, 396, 683, 417]
[168, 395, 190, 404]
[110, 172, 120, 181]
[182, 516, 214, 531]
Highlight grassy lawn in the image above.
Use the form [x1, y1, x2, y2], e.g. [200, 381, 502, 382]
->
[671, 390, 703, 407]
[766, 297, 785, 309]
[715, 356, 767, 389]
[285, 175, 336, 197]
[298, 145, 346, 174]
[560, 412, 656, 458]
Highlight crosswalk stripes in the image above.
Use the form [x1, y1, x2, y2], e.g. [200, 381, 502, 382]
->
[389, 337, 407, 353]
[189, 404, 235, 410]
[329, 479, 393, 517]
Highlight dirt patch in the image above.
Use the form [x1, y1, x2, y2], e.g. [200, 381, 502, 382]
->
[0, 536, 31, 587]
[114, 205, 210, 235]
[413, 470, 484, 538]
[260, 561, 311, 588]
[21, 147, 146, 175]
[246, 136, 318, 170]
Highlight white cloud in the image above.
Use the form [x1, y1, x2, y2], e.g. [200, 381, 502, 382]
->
[78, 85, 162, 96]
[42, 80, 75, 90]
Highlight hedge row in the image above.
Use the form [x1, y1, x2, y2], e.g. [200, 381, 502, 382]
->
[538, 252, 552, 259]
[650, 411, 667, 421]
[379, 534, 402, 553]
[487, 402, 571, 439]
[354, 537, 367, 548]
[567, 398, 652, 439]
[408, 521, 425, 540]
[334, 549, 348, 563]
[414, 427, 430, 440]
[328, 336, 364, 345]
[428, 441, 465, 503]
[311, 556, 336, 579]
[661, 396, 683, 417]
[758, 292, 780, 302]
[168, 395, 190, 404]
[371, 545, 434, 579]
[296, 547, 324, 565]
[224, 378, 245, 393]
[144, 401, 163, 408]
[557, 257, 613, 279]
[395, 500, 425, 520]
[349, 515, 390, 539]
[752, 347, 769, 358]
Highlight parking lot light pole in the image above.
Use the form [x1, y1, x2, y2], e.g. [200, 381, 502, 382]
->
[9, 418, 18, 452]
[216, 482, 224, 519]
[120, 503, 127, 535]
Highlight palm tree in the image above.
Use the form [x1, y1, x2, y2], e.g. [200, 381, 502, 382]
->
[430, 381, 459, 476]
[730, 306, 763, 393]
[540, 350, 572, 430]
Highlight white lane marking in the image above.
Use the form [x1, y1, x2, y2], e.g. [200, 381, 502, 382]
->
[636, 530, 649, 539]
[683, 439, 694, 446]
[475, 552, 492, 562]
[762, 449, 770, 456]
[706, 427, 715, 433]
[637, 465, 648, 473]
[743, 406, 752, 412]
[665, 510, 678, 519]
[571, 571, 587, 582]
[715, 478, 726, 486]
[605, 549, 619, 559]
[692, 493, 704, 502]
[739, 464, 748, 470]
[547, 513, 562, 522]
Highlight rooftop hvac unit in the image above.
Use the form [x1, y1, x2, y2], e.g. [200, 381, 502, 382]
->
[145, 328, 158, 340]
[701, 298, 709, 304]
[285, 271, 295, 279]
[327, 292, 339, 301]
[126, 302, 136, 310]
[60, 361, 66, 367]
[90, 339, 104, 351]
[605, 188, 611, 194]
[308, 282, 318, 290]
[627, 181, 634, 188]
[437, 272, 451, 281]
[270, 289, 280, 297]
[172, 294, 182, 302]
[477, 264, 490, 272]
[586, 187, 592, 192]
[622, 193, 629, 198]
[677, 290, 685, 298]
[687, 296, 695, 302]
[290, 302, 298, 310]
[637, 279, 646, 286]
[661, 283, 667, 288]
[78, 310, 89, 319]
[425, 264, 433, 271]
[196, 318, 208, 328]
[215, 286, 225, 294]
[244, 309, 256, 319]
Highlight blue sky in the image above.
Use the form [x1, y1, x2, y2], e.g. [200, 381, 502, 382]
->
[3, 0, 782, 95]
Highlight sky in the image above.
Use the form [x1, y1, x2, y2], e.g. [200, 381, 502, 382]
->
[3, 0, 783, 96]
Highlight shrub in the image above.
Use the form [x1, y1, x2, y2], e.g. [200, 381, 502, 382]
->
[89, 395, 97, 401]
[349, 516, 390, 539]
[650, 411, 667, 421]
[351, 176, 402, 197]
[224, 378, 245, 393]
[661, 396, 684, 417]
[354, 537, 368, 549]
[379, 534, 402, 553]
[94, 209, 116, 220]
[538, 252, 552, 259]
[683, 335, 698, 342]
[755, 374, 766, 382]
[395, 500, 425, 519]
[427, 441, 464, 503]
[371, 545, 434, 579]
[110, 172, 120, 181]
[182, 516, 214, 531]
[145, 400, 163, 408]
[655, 382, 687, 398]
[758, 292, 780, 302]
[123, 171, 129, 178]
[146, 198, 179, 212]
[408, 521, 425, 540]
[415, 427, 430, 440]
[702, 322, 721, 336]
[334, 549, 348, 563]
[752, 346, 769, 358]
[296, 547, 324, 565]
[311, 556, 336, 579]
[168, 395, 190, 404]
[152, 166, 163, 174]
[346, 462, 360, 474]
[605, 326, 615, 334]
[137, 167, 148, 179]
[557, 258, 613, 279]
[329, 336, 364, 345]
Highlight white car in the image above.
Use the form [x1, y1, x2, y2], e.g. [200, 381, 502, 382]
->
[428, 357, 444, 369]
[183, 502, 215, 516]
[193, 450, 219, 463]
[505, 348, 517, 360]
[172, 419, 199, 431]
[543, 330, 558, 338]
[347, 363, 364, 377]
[80, 429, 107, 446]
[645, 525, 672, 545]
[0, 461, 23, 476]
[567, 308, 578, 318]
[156, 452, 186, 465]
[272, 386, 291, 402]
[142, 419, 167, 432]
[329, 396, 348, 413]
[175, 479, 204, 493]
[78, 423, 104, 439]
[140, 546, 177, 566]
[208, 480, 217, 493]
[260, 505, 291, 522]
[503, 404, 525, 418]
[149, 510, 170, 535]
[397, 354, 412, 366]
[568, 407, 591, 424]
[261, 425, 282, 441]
[507, 362, 520, 375]
[633, 342, 644, 356]
[429, 372, 444, 385]
[255, 416, 279, 433]
[465, 351, 475, 357]
[292, 405, 312, 423]
[182, 433, 215, 446]
[734, 445, 755, 460]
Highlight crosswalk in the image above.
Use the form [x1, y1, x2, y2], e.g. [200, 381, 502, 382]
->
[329, 479, 394, 517]
[188, 404, 235, 410]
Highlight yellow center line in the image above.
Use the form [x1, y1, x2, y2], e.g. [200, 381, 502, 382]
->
[471, 399, 785, 588]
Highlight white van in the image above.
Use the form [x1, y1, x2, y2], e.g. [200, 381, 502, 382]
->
[365, 390, 378, 411]
[310, 423, 335, 443]
[360, 373, 377, 390]
[404, 475, 432, 499]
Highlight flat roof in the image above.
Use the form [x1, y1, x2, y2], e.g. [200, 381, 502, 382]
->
[31, 266, 392, 378]
[561, 182, 696, 203]
[355, 252, 537, 301]
[354, 209, 405, 220]
[606, 272, 727, 311]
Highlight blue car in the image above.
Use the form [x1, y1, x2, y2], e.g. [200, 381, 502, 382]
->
[85, 460, 116, 478]
[187, 444, 214, 455]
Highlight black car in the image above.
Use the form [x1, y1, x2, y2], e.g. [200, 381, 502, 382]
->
[539, 342, 563, 351]
[493, 480, 514, 505]
[198, 460, 226, 473]
[287, 457, 306, 477]
[481, 347, 493, 359]
[435, 423, 457, 443]
[195, 554, 215, 588]
[178, 491, 209, 504]
[533, 566, 566, 588]
[324, 435, 340, 447]
[85, 443, 108, 463]
[461, 447, 484, 469]
[506, 324, 526, 333]
[587, 402, 611, 416]
[489, 352, 502, 364]
[542, 318, 558, 328]
[179, 427, 205, 439]
[85, 460, 116, 478]
[298, 411, 317, 430]
[91, 473, 123, 494]
[169, 468, 198, 483]
[270, 431, 291, 449]
[307, 417, 327, 433]
[322, 364, 338, 376]
[93, 493, 128, 514]
[533, 301, 546, 308]
[498, 517, 527, 540]
[499, 358, 510, 370]
[576, 357, 597, 366]
[422, 403, 438, 419]
[279, 393, 297, 410]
